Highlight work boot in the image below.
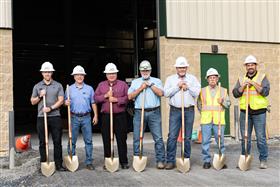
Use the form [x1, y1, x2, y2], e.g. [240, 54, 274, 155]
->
[86, 164, 95, 170]
[222, 164, 227, 169]
[260, 161, 268, 169]
[156, 162, 165, 169]
[165, 163, 175, 170]
[203, 162, 211, 169]
[121, 163, 129, 169]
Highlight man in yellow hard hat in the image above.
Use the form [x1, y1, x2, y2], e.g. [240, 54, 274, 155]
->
[197, 68, 230, 169]
[232, 55, 270, 169]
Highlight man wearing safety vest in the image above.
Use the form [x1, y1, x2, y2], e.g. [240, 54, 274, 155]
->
[232, 55, 270, 169]
[197, 68, 230, 169]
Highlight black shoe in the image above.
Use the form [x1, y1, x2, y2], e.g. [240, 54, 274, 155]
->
[222, 164, 227, 169]
[121, 163, 129, 169]
[56, 165, 67, 171]
[165, 163, 175, 170]
[203, 162, 211, 169]
[103, 165, 106, 170]
[86, 164, 95, 170]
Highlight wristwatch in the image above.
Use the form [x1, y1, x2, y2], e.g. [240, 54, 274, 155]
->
[149, 83, 155, 87]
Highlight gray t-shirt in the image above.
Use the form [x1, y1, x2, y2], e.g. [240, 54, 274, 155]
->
[32, 80, 64, 117]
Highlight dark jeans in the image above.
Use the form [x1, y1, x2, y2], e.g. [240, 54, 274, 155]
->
[101, 112, 128, 164]
[37, 116, 63, 167]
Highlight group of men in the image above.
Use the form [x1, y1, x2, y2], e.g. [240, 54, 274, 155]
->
[31, 54, 270, 172]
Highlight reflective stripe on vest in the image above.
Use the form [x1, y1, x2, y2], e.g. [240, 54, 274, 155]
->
[239, 72, 269, 110]
[200, 86, 226, 125]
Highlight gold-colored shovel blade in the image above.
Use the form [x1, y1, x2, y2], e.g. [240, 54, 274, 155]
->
[176, 158, 190, 173]
[63, 155, 79, 172]
[238, 155, 253, 171]
[132, 156, 147, 172]
[41, 161, 55, 177]
[213, 153, 226, 170]
[105, 157, 119, 172]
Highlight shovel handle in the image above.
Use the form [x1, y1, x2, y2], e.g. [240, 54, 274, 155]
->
[43, 95, 50, 163]
[139, 89, 146, 158]
[218, 82, 221, 151]
[109, 85, 114, 158]
[66, 85, 73, 158]
[181, 88, 185, 160]
[245, 85, 249, 155]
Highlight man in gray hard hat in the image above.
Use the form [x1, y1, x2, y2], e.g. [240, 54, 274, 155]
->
[128, 60, 166, 169]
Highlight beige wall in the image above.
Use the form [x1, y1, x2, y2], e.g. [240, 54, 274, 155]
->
[160, 37, 280, 140]
[0, 29, 13, 157]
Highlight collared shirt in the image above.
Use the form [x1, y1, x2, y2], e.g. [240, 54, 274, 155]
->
[128, 77, 163, 109]
[197, 85, 231, 112]
[31, 80, 64, 117]
[94, 80, 128, 113]
[164, 73, 201, 108]
[65, 83, 95, 114]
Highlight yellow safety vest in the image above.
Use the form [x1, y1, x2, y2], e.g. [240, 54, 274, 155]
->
[239, 72, 268, 110]
[200, 86, 227, 125]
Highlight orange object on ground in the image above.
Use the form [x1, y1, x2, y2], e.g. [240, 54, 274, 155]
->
[195, 129, 202, 144]
[177, 128, 182, 142]
[16, 134, 31, 151]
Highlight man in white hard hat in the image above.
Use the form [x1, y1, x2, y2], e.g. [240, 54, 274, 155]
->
[94, 63, 129, 169]
[197, 68, 230, 169]
[64, 65, 98, 170]
[128, 60, 166, 169]
[164, 56, 201, 170]
[30, 61, 66, 171]
[232, 55, 270, 169]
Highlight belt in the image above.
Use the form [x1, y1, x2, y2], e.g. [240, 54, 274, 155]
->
[135, 106, 160, 112]
[71, 112, 90, 117]
[170, 105, 194, 110]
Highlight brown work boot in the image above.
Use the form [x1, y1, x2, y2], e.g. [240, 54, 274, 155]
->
[165, 162, 175, 170]
[86, 164, 95, 170]
[156, 162, 165, 169]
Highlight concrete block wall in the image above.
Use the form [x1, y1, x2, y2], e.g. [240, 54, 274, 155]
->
[0, 29, 13, 157]
[159, 37, 280, 140]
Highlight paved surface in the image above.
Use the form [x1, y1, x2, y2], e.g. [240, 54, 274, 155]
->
[1, 133, 280, 187]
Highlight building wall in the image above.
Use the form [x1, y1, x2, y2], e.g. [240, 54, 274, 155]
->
[0, 29, 13, 157]
[166, 0, 279, 43]
[159, 37, 280, 140]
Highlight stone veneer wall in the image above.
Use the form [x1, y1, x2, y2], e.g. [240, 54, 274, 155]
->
[0, 29, 13, 157]
[159, 37, 280, 140]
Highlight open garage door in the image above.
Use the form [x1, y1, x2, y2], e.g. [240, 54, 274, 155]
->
[13, 0, 158, 134]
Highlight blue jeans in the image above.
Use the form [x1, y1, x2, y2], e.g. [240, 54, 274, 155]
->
[240, 111, 268, 161]
[201, 123, 225, 163]
[166, 106, 194, 164]
[133, 108, 165, 162]
[68, 114, 93, 165]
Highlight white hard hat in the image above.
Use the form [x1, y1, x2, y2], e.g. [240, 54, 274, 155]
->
[71, 65, 86, 75]
[244, 55, 257, 64]
[174, 56, 189, 67]
[103, 63, 119, 73]
[205, 68, 220, 79]
[40, 61, 55, 72]
[139, 60, 152, 71]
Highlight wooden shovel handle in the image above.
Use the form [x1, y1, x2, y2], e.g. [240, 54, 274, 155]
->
[66, 85, 73, 158]
[218, 82, 221, 150]
[181, 88, 185, 159]
[245, 85, 249, 154]
[109, 85, 114, 158]
[43, 95, 49, 163]
[139, 89, 146, 158]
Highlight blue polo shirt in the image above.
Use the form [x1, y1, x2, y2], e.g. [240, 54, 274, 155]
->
[128, 77, 163, 109]
[65, 83, 95, 114]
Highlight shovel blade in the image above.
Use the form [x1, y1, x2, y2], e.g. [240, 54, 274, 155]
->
[41, 161, 55, 177]
[63, 155, 79, 172]
[176, 158, 190, 173]
[238, 154, 253, 171]
[105, 157, 119, 172]
[132, 156, 147, 172]
[213, 153, 226, 170]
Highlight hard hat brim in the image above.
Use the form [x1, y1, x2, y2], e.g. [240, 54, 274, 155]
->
[71, 72, 86, 75]
[40, 69, 55, 72]
[103, 70, 119, 73]
[174, 64, 189, 67]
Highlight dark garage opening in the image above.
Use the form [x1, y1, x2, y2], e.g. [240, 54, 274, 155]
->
[13, 0, 158, 135]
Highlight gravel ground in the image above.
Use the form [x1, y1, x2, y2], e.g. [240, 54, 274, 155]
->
[0, 133, 279, 187]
